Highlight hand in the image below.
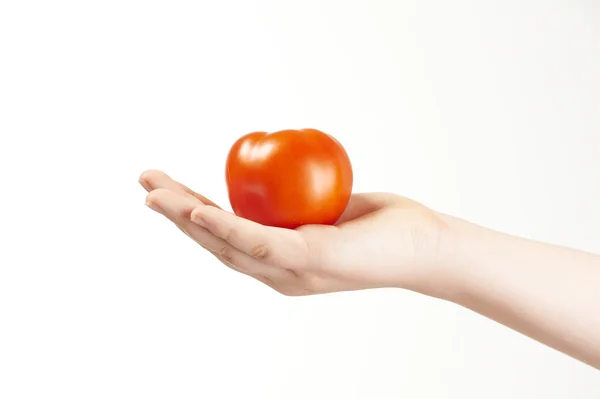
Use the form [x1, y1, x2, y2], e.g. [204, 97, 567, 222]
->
[139, 170, 453, 296]
[140, 169, 600, 368]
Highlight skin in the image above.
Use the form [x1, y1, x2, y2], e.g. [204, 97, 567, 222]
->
[139, 169, 600, 370]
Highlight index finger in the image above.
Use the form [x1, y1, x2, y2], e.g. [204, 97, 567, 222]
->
[139, 169, 220, 208]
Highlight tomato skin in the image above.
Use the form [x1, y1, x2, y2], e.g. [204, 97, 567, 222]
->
[225, 128, 353, 229]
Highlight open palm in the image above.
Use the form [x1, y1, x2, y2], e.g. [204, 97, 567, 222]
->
[140, 170, 447, 295]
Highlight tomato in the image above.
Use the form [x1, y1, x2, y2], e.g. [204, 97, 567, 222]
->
[225, 128, 353, 229]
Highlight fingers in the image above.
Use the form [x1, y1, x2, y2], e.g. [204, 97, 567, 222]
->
[335, 193, 398, 224]
[145, 188, 292, 282]
[140, 169, 314, 292]
[190, 205, 309, 271]
[145, 189, 227, 255]
[139, 169, 220, 207]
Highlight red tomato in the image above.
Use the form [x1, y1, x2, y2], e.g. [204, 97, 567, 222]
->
[225, 128, 353, 229]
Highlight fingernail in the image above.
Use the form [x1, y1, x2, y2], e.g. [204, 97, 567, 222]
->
[146, 200, 163, 214]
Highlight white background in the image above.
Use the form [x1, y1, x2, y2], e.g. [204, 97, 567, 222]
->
[1, 0, 599, 398]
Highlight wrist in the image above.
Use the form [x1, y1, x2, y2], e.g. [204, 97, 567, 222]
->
[408, 213, 492, 301]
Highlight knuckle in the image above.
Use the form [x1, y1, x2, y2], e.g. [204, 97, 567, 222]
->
[250, 244, 270, 260]
[218, 245, 234, 264]
[284, 267, 300, 278]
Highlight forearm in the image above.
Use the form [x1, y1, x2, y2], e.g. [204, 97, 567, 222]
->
[440, 216, 600, 369]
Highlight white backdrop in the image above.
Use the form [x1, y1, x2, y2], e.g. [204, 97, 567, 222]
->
[1, 0, 599, 398]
